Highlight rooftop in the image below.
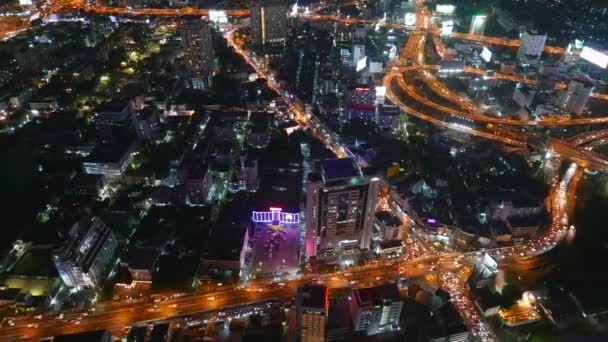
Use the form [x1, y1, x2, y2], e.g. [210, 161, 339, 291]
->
[85, 142, 132, 163]
[320, 158, 362, 182]
[205, 226, 248, 261]
[298, 284, 328, 310]
[94, 99, 130, 113]
[376, 211, 402, 227]
[53, 329, 110, 342]
[353, 283, 401, 305]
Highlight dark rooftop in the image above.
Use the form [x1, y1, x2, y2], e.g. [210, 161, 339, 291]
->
[376, 211, 402, 227]
[507, 214, 543, 228]
[298, 284, 328, 310]
[53, 329, 110, 342]
[85, 143, 131, 163]
[353, 283, 401, 304]
[95, 99, 130, 113]
[320, 158, 362, 181]
[124, 247, 159, 271]
[205, 226, 248, 261]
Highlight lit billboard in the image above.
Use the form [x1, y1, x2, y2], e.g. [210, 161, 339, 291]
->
[580, 46, 608, 69]
[436, 4, 455, 15]
[481, 47, 492, 62]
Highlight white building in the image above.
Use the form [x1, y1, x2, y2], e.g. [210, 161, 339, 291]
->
[350, 284, 403, 335]
[53, 216, 117, 288]
[353, 44, 366, 68]
[469, 15, 487, 35]
[517, 31, 547, 63]
[512, 83, 536, 108]
[554, 77, 594, 115]
[305, 158, 380, 257]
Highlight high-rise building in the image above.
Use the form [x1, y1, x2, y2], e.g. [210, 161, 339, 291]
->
[53, 216, 118, 288]
[305, 158, 380, 257]
[469, 15, 487, 35]
[352, 44, 366, 68]
[516, 31, 547, 63]
[350, 284, 403, 336]
[250, 0, 288, 46]
[554, 77, 594, 115]
[296, 285, 328, 342]
[180, 19, 213, 89]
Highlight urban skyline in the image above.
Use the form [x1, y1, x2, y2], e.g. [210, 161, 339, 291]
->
[0, 0, 607, 341]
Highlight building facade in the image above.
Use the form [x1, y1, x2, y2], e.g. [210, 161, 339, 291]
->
[53, 216, 117, 288]
[250, 0, 288, 46]
[180, 19, 213, 89]
[305, 158, 380, 257]
[517, 31, 547, 63]
[554, 77, 594, 115]
[350, 284, 403, 336]
[296, 285, 328, 342]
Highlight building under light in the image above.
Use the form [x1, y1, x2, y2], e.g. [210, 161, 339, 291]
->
[350, 284, 403, 336]
[180, 19, 214, 89]
[469, 15, 487, 35]
[296, 284, 328, 342]
[53, 215, 118, 288]
[304, 158, 380, 257]
[250, 0, 288, 46]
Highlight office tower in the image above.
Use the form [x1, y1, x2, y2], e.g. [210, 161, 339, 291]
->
[555, 77, 594, 115]
[53, 216, 118, 288]
[250, 0, 288, 46]
[296, 285, 328, 342]
[180, 19, 213, 89]
[516, 31, 547, 63]
[352, 44, 366, 68]
[305, 158, 380, 257]
[350, 284, 403, 336]
[469, 15, 487, 35]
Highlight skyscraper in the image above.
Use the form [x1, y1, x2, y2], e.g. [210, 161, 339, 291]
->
[250, 0, 288, 46]
[469, 15, 487, 35]
[554, 77, 594, 115]
[516, 31, 547, 63]
[296, 285, 328, 342]
[180, 19, 213, 89]
[305, 158, 380, 257]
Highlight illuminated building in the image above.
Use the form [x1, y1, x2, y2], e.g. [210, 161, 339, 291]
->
[554, 77, 594, 115]
[53, 216, 118, 288]
[82, 142, 138, 178]
[375, 211, 403, 242]
[305, 158, 380, 257]
[350, 284, 402, 335]
[469, 15, 487, 35]
[180, 19, 213, 89]
[250, 0, 288, 46]
[516, 31, 547, 64]
[352, 44, 366, 68]
[296, 284, 328, 342]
